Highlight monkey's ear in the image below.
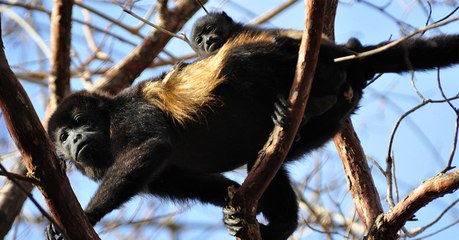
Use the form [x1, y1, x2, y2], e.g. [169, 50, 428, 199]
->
[345, 38, 363, 50]
[221, 11, 233, 23]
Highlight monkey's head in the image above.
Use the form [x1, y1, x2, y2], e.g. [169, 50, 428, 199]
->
[48, 92, 113, 180]
[191, 11, 240, 56]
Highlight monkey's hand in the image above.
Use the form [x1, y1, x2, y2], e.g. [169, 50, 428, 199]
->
[45, 223, 64, 240]
[223, 204, 245, 236]
[44, 213, 97, 240]
[272, 94, 337, 142]
[272, 94, 338, 126]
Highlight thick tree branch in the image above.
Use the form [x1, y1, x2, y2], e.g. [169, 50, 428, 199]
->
[0, 16, 100, 240]
[1, 1, 206, 238]
[324, 0, 384, 233]
[1, 0, 77, 238]
[47, 0, 73, 111]
[228, 1, 325, 239]
[333, 120, 384, 230]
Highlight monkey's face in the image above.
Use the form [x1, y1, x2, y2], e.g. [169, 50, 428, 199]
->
[191, 12, 234, 55]
[48, 93, 112, 180]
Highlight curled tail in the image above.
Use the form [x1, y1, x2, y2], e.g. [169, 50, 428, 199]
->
[355, 34, 459, 73]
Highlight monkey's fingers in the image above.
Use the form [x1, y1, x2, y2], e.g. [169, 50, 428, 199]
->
[223, 205, 244, 236]
[271, 94, 292, 128]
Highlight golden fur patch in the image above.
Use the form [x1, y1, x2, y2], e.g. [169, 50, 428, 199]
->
[141, 32, 276, 125]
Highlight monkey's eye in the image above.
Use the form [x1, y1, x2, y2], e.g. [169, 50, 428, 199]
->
[196, 36, 203, 45]
[59, 132, 69, 143]
[74, 113, 87, 124]
[204, 25, 214, 33]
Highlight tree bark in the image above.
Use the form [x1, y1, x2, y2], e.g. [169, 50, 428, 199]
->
[229, 1, 326, 239]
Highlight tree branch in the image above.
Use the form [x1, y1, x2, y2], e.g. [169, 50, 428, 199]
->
[47, 0, 73, 114]
[92, 0, 207, 95]
[324, 0, 384, 233]
[367, 169, 459, 239]
[0, 161, 34, 237]
[228, 1, 326, 239]
[333, 120, 384, 230]
[0, 17, 100, 240]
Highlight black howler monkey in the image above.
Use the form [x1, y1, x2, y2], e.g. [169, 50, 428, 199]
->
[45, 14, 459, 240]
[191, 11, 303, 57]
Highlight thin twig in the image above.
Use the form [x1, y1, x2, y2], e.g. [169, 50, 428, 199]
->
[115, 2, 191, 46]
[0, 5, 51, 57]
[0, 169, 39, 185]
[409, 71, 426, 100]
[75, 0, 137, 34]
[406, 198, 459, 237]
[193, 0, 209, 14]
[249, 0, 299, 25]
[436, 68, 459, 173]
[385, 95, 459, 206]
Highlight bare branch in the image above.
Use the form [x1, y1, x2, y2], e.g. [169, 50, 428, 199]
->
[117, 3, 191, 46]
[367, 169, 459, 239]
[47, 0, 73, 112]
[0, 161, 34, 237]
[92, 0, 207, 95]
[0, 167, 39, 185]
[385, 96, 459, 206]
[74, 0, 137, 35]
[249, 0, 299, 25]
[328, 0, 383, 233]
[0, 7, 100, 239]
[0, 5, 51, 57]
[229, 1, 326, 239]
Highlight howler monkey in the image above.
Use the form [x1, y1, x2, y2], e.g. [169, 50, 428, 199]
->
[45, 15, 459, 240]
[191, 11, 303, 57]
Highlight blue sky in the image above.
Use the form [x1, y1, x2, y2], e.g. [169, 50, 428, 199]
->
[2, 0, 459, 239]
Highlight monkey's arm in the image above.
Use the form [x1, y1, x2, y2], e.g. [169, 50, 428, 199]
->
[84, 138, 172, 224]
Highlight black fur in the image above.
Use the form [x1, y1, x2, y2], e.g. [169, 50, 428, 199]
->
[45, 12, 459, 240]
[191, 11, 282, 57]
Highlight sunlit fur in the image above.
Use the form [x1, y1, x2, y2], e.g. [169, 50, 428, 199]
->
[141, 32, 275, 125]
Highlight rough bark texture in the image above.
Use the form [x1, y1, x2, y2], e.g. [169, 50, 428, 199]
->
[0, 1, 205, 238]
[48, 0, 73, 110]
[333, 120, 384, 229]
[326, 0, 384, 232]
[229, 1, 326, 239]
[0, 33, 100, 239]
[366, 169, 459, 240]
[0, 0, 77, 238]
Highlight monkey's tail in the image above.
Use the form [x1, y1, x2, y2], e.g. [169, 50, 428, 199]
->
[358, 34, 459, 73]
